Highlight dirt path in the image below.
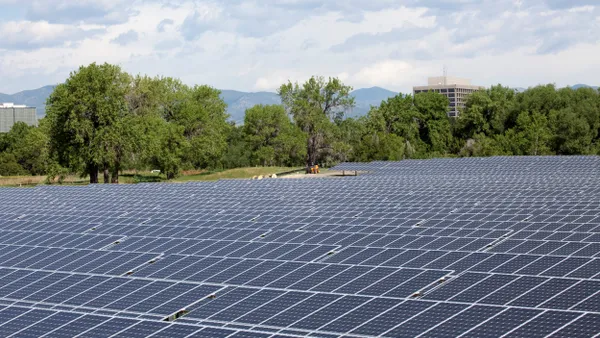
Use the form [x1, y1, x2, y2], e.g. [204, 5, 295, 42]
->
[280, 170, 362, 179]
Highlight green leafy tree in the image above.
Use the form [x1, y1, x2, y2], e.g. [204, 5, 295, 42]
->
[123, 76, 187, 177]
[45, 63, 130, 183]
[138, 116, 189, 179]
[2, 122, 31, 151]
[414, 91, 453, 154]
[514, 111, 552, 155]
[243, 105, 306, 166]
[454, 85, 517, 150]
[459, 133, 506, 157]
[279, 76, 354, 169]
[166, 85, 230, 169]
[356, 132, 405, 161]
[0, 153, 27, 176]
[334, 117, 367, 162]
[516, 84, 565, 118]
[366, 94, 423, 157]
[0, 122, 49, 175]
[221, 124, 252, 169]
[550, 107, 594, 154]
[10, 123, 51, 175]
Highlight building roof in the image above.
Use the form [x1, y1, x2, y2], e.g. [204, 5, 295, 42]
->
[413, 76, 485, 90]
[0, 103, 29, 108]
[413, 84, 485, 90]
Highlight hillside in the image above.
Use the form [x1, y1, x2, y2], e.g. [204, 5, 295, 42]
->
[347, 87, 398, 118]
[222, 86, 398, 122]
[0, 85, 55, 117]
[2, 84, 596, 122]
[571, 84, 599, 90]
[1, 85, 399, 122]
[221, 90, 281, 123]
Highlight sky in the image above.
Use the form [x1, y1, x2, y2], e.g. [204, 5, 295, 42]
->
[0, 0, 598, 94]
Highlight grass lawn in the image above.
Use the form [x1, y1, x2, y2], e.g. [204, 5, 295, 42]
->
[173, 167, 302, 182]
[0, 175, 87, 187]
[0, 167, 303, 187]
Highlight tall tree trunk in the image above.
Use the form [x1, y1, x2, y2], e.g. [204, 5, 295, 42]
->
[305, 136, 313, 172]
[306, 135, 318, 170]
[103, 164, 110, 184]
[89, 164, 99, 184]
[111, 165, 119, 184]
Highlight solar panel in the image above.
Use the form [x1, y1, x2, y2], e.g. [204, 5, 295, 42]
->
[0, 156, 599, 337]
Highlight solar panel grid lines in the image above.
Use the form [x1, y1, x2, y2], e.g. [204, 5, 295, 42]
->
[0, 156, 599, 337]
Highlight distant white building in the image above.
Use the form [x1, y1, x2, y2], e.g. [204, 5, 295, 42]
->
[0, 103, 38, 133]
[413, 76, 485, 117]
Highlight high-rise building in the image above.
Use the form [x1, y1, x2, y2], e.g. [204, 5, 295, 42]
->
[413, 76, 485, 117]
[0, 103, 38, 133]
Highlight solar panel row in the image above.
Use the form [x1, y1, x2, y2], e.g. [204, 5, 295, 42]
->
[0, 156, 598, 337]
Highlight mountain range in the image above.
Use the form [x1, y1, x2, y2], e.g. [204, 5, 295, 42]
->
[1, 84, 597, 122]
[571, 84, 599, 90]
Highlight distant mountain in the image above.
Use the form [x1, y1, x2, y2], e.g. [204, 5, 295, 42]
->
[511, 85, 598, 93]
[0, 85, 55, 117]
[571, 84, 599, 90]
[222, 86, 399, 122]
[221, 90, 281, 123]
[348, 87, 398, 118]
[0, 93, 11, 103]
[1, 86, 398, 122]
[8, 83, 594, 123]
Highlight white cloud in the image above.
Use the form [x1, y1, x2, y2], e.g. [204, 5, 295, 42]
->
[112, 30, 138, 45]
[0, 0, 599, 94]
[568, 6, 595, 13]
[26, 0, 133, 24]
[352, 60, 426, 88]
[0, 20, 103, 50]
[254, 72, 310, 91]
[180, 2, 227, 40]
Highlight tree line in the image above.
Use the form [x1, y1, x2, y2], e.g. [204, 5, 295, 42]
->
[1, 62, 599, 183]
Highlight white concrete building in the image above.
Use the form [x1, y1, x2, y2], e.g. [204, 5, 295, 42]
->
[413, 76, 485, 117]
[0, 103, 38, 132]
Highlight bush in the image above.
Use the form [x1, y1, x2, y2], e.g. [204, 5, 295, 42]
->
[45, 163, 69, 184]
[0, 153, 28, 176]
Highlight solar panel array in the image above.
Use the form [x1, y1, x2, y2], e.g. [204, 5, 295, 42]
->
[0, 156, 599, 337]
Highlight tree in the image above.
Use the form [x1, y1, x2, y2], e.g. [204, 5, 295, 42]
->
[45, 63, 130, 183]
[455, 90, 493, 139]
[516, 84, 565, 118]
[138, 116, 189, 179]
[279, 76, 354, 169]
[514, 111, 552, 155]
[355, 132, 405, 161]
[122, 76, 187, 178]
[0, 122, 49, 175]
[0, 153, 27, 176]
[550, 107, 594, 154]
[114, 75, 171, 182]
[333, 117, 367, 162]
[166, 85, 230, 169]
[366, 94, 423, 158]
[414, 91, 453, 154]
[221, 124, 252, 169]
[243, 105, 306, 166]
[10, 123, 50, 175]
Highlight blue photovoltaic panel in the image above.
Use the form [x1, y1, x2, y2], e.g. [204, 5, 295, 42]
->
[0, 156, 598, 337]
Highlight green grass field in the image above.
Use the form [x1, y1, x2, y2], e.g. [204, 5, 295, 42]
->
[0, 175, 87, 187]
[0, 167, 303, 187]
[173, 167, 302, 182]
